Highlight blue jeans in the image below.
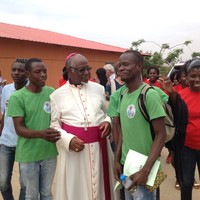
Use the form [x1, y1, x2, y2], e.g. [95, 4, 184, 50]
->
[124, 185, 156, 200]
[178, 146, 200, 200]
[20, 157, 56, 200]
[0, 144, 25, 200]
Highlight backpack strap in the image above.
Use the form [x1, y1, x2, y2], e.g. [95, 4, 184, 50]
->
[138, 84, 155, 140]
[120, 87, 128, 101]
[110, 79, 117, 94]
[138, 84, 154, 121]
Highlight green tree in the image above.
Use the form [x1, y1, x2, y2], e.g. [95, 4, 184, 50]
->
[165, 49, 184, 66]
[131, 39, 145, 51]
[191, 52, 200, 58]
[130, 39, 192, 67]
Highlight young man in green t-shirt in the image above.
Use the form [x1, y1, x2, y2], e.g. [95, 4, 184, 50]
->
[7, 58, 61, 200]
[110, 50, 166, 200]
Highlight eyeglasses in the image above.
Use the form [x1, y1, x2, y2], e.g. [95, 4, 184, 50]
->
[69, 66, 92, 74]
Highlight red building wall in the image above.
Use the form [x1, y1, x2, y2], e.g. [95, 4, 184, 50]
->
[0, 38, 123, 89]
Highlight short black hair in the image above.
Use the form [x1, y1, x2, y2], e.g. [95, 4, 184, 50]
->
[123, 50, 144, 66]
[25, 58, 43, 71]
[12, 58, 28, 67]
[147, 66, 159, 75]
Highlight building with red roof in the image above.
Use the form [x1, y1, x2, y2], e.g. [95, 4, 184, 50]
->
[0, 22, 149, 88]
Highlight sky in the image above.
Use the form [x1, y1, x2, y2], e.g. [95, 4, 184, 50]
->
[0, 0, 199, 60]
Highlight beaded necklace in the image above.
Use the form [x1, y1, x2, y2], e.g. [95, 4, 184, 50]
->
[68, 83, 91, 131]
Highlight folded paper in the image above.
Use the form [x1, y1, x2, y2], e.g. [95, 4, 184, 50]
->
[114, 149, 160, 191]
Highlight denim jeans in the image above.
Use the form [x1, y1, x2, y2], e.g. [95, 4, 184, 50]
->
[124, 185, 156, 200]
[178, 146, 200, 200]
[0, 144, 25, 200]
[20, 157, 56, 200]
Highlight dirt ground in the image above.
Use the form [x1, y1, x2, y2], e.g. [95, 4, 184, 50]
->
[0, 148, 199, 200]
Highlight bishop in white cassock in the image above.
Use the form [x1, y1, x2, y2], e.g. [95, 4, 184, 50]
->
[50, 53, 119, 200]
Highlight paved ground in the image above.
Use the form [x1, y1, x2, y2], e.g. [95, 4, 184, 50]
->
[0, 148, 199, 200]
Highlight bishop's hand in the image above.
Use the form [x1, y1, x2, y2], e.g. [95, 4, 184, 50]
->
[99, 121, 111, 138]
[69, 137, 85, 152]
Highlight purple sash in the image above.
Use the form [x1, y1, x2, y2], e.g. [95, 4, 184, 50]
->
[61, 123, 111, 200]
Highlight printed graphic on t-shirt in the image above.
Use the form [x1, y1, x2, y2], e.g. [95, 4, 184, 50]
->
[126, 104, 136, 119]
[43, 101, 51, 113]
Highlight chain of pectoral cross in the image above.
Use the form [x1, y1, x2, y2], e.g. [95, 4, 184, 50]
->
[69, 84, 91, 131]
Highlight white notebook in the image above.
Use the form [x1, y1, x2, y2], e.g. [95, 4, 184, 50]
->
[114, 149, 160, 190]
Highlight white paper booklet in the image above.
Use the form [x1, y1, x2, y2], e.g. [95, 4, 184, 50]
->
[114, 149, 160, 190]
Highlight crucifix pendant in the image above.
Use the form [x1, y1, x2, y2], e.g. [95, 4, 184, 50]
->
[84, 124, 87, 131]
[81, 120, 88, 131]
[81, 119, 91, 131]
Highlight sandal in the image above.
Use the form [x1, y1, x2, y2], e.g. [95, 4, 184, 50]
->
[193, 180, 200, 189]
[175, 181, 180, 190]
[166, 155, 172, 164]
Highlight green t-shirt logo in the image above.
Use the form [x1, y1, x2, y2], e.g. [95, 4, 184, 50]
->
[43, 101, 51, 113]
[126, 104, 136, 119]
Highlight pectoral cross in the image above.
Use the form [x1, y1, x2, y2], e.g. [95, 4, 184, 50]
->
[81, 118, 91, 131]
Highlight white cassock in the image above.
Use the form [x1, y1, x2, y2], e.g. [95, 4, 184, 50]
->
[50, 81, 119, 200]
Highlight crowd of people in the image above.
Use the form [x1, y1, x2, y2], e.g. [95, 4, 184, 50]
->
[0, 51, 200, 200]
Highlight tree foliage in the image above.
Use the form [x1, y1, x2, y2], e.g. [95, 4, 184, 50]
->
[191, 52, 200, 58]
[165, 49, 184, 66]
[131, 39, 145, 51]
[130, 39, 197, 67]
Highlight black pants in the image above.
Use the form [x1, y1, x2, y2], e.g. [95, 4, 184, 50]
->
[175, 146, 200, 200]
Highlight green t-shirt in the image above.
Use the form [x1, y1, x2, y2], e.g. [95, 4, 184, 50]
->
[153, 86, 169, 104]
[7, 86, 58, 162]
[118, 84, 166, 165]
[107, 84, 169, 117]
[107, 85, 127, 117]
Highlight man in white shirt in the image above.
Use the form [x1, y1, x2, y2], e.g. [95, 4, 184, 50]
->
[0, 59, 28, 200]
[0, 70, 7, 114]
[104, 63, 116, 81]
